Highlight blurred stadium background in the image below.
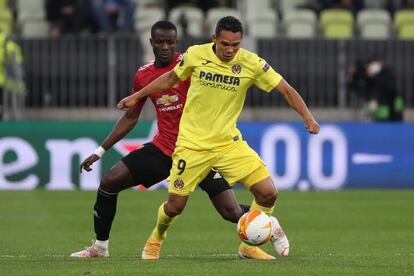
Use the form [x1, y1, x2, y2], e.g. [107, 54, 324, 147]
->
[1, 0, 413, 121]
[1, 0, 413, 191]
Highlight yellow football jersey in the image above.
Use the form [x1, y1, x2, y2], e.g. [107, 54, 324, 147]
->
[173, 42, 283, 150]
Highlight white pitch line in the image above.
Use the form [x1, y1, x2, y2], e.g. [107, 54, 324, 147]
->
[0, 254, 65, 258]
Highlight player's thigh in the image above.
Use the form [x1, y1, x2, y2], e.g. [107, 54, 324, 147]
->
[215, 140, 270, 187]
[100, 160, 136, 193]
[199, 170, 232, 198]
[121, 143, 171, 188]
[168, 146, 214, 196]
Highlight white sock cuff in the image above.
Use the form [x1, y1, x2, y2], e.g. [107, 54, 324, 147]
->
[95, 239, 109, 248]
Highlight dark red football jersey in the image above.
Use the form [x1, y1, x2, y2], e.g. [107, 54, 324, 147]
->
[133, 52, 189, 157]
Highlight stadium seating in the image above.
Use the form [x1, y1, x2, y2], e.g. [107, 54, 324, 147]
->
[16, 0, 48, 37]
[399, 24, 414, 39]
[364, 0, 388, 9]
[394, 10, 414, 39]
[283, 9, 317, 38]
[277, 0, 308, 14]
[206, 7, 241, 35]
[168, 6, 204, 38]
[21, 20, 49, 37]
[134, 6, 165, 33]
[247, 9, 278, 38]
[356, 9, 391, 39]
[17, 0, 44, 15]
[320, 9, 354, 39]
[245, 0, 274, 13]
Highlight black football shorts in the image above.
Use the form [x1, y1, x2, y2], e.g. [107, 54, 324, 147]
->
[122, 143, 232, 198]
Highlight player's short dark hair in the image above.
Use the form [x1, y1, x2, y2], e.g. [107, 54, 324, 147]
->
[151, 20, 177, 37]
[215, 16, 243, 36]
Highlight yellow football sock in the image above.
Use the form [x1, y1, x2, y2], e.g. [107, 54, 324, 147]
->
[250, 200, 274, 216]
[150, 202, 178, 241]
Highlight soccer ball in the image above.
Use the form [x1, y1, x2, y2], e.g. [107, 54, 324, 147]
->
[237, 210, 273, 246]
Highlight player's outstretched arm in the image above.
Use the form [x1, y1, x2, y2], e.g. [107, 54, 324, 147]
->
[275, 79, 320, 134]
[80, 108, 141, 172]
[117, 70, 180, 110]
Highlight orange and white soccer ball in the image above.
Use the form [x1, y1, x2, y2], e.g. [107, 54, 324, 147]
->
[237, 210, 273, 246]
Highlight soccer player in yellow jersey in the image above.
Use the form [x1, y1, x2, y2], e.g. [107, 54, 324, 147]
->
[118, 16, 320, 260]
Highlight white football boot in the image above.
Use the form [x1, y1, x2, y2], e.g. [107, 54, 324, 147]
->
[70, 241, 109, 258]
[269, 216, 290, 256]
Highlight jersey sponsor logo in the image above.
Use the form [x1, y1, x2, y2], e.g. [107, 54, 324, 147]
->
[199, 71, 240, 85]
[156, 95, 183, 112]
[156, 94, 179, 106]
[173, 178, 185, 189]
[199, 71, 240, 92]
[158, 104, 183, 112]
[232, 64, 242, 74]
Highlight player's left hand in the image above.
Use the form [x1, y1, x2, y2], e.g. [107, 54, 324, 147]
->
[304, 117, 320, 134]
[117, 95, 136, 110]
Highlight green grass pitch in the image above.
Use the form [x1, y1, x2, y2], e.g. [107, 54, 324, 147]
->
[0, 189, 413, 275]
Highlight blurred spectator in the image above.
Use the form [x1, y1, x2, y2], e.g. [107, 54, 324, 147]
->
[387, 0, 414, 15]
[92, 0, 136, 33]
[45, 0, 96, 38]
[165, 0, 235, 14]
[348, 58, 404, 121]
[299, 0, 364, 15]
[320, 0, 365, 12]
[0, 33, 25, 120]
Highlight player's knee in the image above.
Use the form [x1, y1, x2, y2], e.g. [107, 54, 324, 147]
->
[164, 201, 185, 217]
[257, 190, 278, 206]
[100, 172, 119, 193]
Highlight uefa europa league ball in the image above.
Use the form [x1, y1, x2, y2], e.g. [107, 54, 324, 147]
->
[237, 210, 273, 246]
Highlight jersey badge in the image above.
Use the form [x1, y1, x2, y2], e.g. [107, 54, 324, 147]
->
[232, 64, 242, 75]
[156, 94, 179, 106]
[173, 178, 185, 189]
[262, 63, 270, 72]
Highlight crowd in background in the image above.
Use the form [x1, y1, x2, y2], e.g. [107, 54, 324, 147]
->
[42, 0, 236, 37]
[40, 0, 414, 37]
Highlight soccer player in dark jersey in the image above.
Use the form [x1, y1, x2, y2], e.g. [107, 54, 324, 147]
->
[70, 21, 274, 259]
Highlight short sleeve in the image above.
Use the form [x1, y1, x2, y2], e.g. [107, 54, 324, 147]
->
[253, 58, 283, 93]
[173, 47, 194, 81]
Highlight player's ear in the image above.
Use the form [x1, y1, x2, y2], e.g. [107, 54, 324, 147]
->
[212, 34, 216, 43]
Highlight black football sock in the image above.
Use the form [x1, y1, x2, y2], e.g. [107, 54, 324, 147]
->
[93, 187, 118, 241]
[239, 204, 251, 215]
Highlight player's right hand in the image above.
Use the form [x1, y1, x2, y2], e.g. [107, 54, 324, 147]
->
[80, 154, 100, 173]
[117, 95, 136, 110]
[304, 117, 320, 134]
